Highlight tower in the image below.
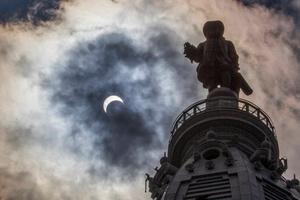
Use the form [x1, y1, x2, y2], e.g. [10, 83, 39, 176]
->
[145, 21, 300, 200]
[146, 88, 300, 200]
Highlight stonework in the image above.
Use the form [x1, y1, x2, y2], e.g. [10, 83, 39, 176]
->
[146, 88, 300, 200]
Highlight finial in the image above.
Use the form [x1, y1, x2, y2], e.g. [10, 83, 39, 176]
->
[160, 152, 168, 165]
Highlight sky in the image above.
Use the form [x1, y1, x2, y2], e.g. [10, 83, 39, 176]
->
[0, 0, 300, 199]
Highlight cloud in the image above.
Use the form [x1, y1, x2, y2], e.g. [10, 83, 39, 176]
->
[0, 0, 300, 199]
[46, 30, 202, 177]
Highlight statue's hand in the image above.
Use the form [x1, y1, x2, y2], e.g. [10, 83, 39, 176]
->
[184, 42, 197, 63]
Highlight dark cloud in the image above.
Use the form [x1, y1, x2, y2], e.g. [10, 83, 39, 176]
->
[241, 0, 286, 8]
[0, 0, 66, 25]
[46, 29, 202, 177]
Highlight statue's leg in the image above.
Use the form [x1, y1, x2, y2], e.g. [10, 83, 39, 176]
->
[221, 70, 231, 88]
[230, 72, 241, 96]
[208, 79, 218, 92]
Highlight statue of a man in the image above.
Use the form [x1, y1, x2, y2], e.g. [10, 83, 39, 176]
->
[184, 20, 253, 96]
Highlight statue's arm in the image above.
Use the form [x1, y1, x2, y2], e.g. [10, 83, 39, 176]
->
[193, 43, 204, 63]
[228, 41, 239, 70]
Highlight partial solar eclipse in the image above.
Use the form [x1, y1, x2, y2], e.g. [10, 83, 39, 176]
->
[103, 95, 124, 113]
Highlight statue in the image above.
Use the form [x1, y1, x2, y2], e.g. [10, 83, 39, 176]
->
[145, 173, 165, 200]
[145, 154, 178, 200]
[271, 157, 288, 179]
[250, 140, 272, 170]
[184, 20, 253, 96]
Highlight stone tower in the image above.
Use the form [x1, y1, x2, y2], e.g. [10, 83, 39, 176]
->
[146, 87, 300, 200]
[145, 20, 300, 200]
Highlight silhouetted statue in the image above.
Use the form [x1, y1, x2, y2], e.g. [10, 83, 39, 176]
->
[250, 140, 272, 170]
[271, 157, 288, 179]
[184, 20, 253, 96]
[145, 154, 178, 200]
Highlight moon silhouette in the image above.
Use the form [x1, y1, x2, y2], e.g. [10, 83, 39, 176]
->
[103, 95, 124, 113]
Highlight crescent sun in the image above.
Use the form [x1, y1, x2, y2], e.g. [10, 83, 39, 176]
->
[103, 95, 124, 113]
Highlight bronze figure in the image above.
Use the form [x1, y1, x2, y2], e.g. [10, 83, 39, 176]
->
[184, 20, 253, 96]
